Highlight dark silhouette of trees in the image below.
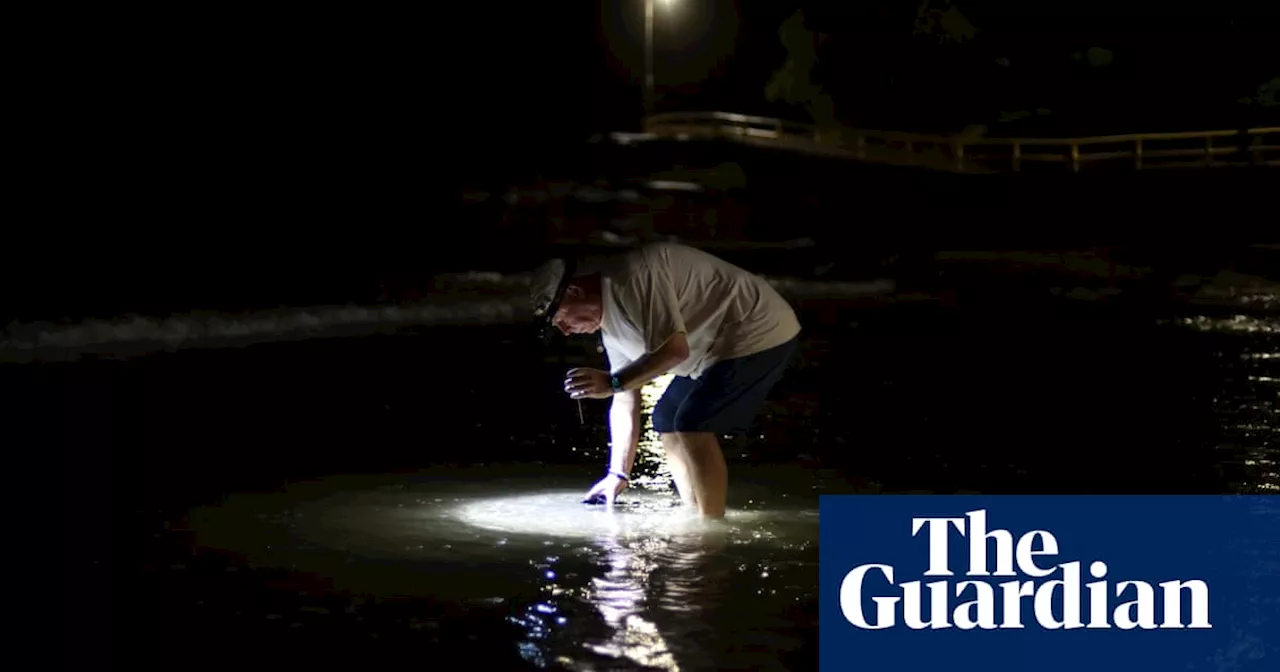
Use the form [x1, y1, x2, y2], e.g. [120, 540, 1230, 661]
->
[765, 2, 1278, 136]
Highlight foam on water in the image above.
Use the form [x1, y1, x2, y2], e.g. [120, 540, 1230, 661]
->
[0, 298, 530, 363]
[0, 272, 894, 363]
[9, 265, 1276, 364]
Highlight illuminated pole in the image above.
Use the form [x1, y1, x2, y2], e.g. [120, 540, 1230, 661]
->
[644, 0, 654, 119]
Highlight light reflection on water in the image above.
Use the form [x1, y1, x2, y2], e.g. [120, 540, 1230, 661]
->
[188, 365, 821, 670]
[489, 491, 816, 671]
[577, 533, 686, 670]
[634, 374, 676, 489]
[190, 466, 821, 671]
[1173, 314, 1280, 335]
[176, 297, 1279, 668]
[1168, 309, 1280, 493]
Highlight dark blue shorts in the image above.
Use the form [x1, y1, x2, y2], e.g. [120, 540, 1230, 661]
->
[651, 336, 798, 435]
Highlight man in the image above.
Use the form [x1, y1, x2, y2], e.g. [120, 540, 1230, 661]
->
[530, 242, 801, 518]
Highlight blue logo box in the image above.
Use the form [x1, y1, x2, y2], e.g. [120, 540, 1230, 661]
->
[819, 495, 1280, 671]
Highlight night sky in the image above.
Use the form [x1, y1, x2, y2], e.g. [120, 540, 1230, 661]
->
[152, 1, 1272, 186]
[21, 2, 1274, 321]
[64, 3, 806, 274]
[94, 1, 1275, 190]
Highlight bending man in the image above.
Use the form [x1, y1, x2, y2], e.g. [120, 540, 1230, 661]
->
[530, 242, 800, 518]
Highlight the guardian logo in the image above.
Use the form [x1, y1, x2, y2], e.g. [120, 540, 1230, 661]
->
[840, 509, 1212, 631]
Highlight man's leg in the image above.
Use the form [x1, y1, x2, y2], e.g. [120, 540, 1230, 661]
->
[669, 337, 799, 519]
[660, 433, 698, 508]
[673, 431, 728, 518]
[652, 377, 697, 508]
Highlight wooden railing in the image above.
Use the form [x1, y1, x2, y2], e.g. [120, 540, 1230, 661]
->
[642, 111, 1280, 174]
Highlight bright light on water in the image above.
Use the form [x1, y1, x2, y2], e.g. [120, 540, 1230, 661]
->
[635, 373, 676, 488]
[1175, 309, 1280, 494]
[584, 534, 684, 671]
[449, 489, 770, 540]
[1171, 314, 1280, 335]
[187, 467, 821, 670]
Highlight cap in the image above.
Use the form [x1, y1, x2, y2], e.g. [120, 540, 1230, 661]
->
[529, 256, 578, 339]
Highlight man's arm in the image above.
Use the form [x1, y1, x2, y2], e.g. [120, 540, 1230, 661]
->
[607, 389, 642, 477]
[601, 334, 689, 482]
[611, 332, 690, 392]
[608, 259, 691, 393]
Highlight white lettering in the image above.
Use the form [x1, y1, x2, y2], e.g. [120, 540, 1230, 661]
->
[1114, 581, 1157, 629]
[966, 509, 1016, 577]
[954, 581, 997, 629]
[998, 580, 1035, 628]
[912, 516, 966, 576]
[1015, 529, 1059, 577]
[840, 510, 1214, 633]
[1033, 561, 1083, 629]
[1158, 580, 1211, 628]
[840, 564, 898, 629]
[902, 580, 952, 629]
[1086, 560, 1110, 628]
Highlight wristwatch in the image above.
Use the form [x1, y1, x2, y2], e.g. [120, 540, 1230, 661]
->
[610, 374, 624, 393]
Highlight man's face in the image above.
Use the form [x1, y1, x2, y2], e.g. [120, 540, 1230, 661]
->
[552, 285, 602, 335]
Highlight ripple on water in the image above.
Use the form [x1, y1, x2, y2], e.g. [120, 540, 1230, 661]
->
[189, 472, 821, 671]
[1167, 308, 1280, 493]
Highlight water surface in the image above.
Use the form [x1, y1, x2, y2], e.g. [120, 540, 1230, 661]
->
[182, 465, 831, 671]
[43, 288, 1279, 670]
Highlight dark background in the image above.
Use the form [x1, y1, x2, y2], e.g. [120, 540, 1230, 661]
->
[26, 2, 1280, 668]
[20, 2, 1277, 324]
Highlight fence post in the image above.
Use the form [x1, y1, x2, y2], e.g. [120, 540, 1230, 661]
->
[1204, 135, 1213, 167]
[1013, 141, 1022, 172]
[953, 141, 965, 172]
[1071, 143, 1080, 173]
[1134, 138, 1143, 170]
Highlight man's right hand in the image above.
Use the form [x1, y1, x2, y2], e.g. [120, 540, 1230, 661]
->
[583, 473, 628, 507]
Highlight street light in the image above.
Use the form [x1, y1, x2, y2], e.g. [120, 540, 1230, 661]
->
[643, 0, 675, 120]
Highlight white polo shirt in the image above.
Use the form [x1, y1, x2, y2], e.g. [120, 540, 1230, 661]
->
[599, 243, 800, 379]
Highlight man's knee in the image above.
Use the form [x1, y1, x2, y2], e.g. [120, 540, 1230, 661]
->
[666, 402, 720, 433]
[656, 407, 715, 434]
[672, 430, 719, 451]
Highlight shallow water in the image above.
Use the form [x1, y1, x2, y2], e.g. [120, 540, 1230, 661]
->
[1172, 314, 1280, 493]
[41, 283, 1279, 670]
[187, 465, 826, 671]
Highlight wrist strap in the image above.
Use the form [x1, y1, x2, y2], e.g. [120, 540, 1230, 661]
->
[609, 470, 630, 482]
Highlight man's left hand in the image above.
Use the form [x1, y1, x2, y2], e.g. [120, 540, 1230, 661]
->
[564, 368, 613, 399]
